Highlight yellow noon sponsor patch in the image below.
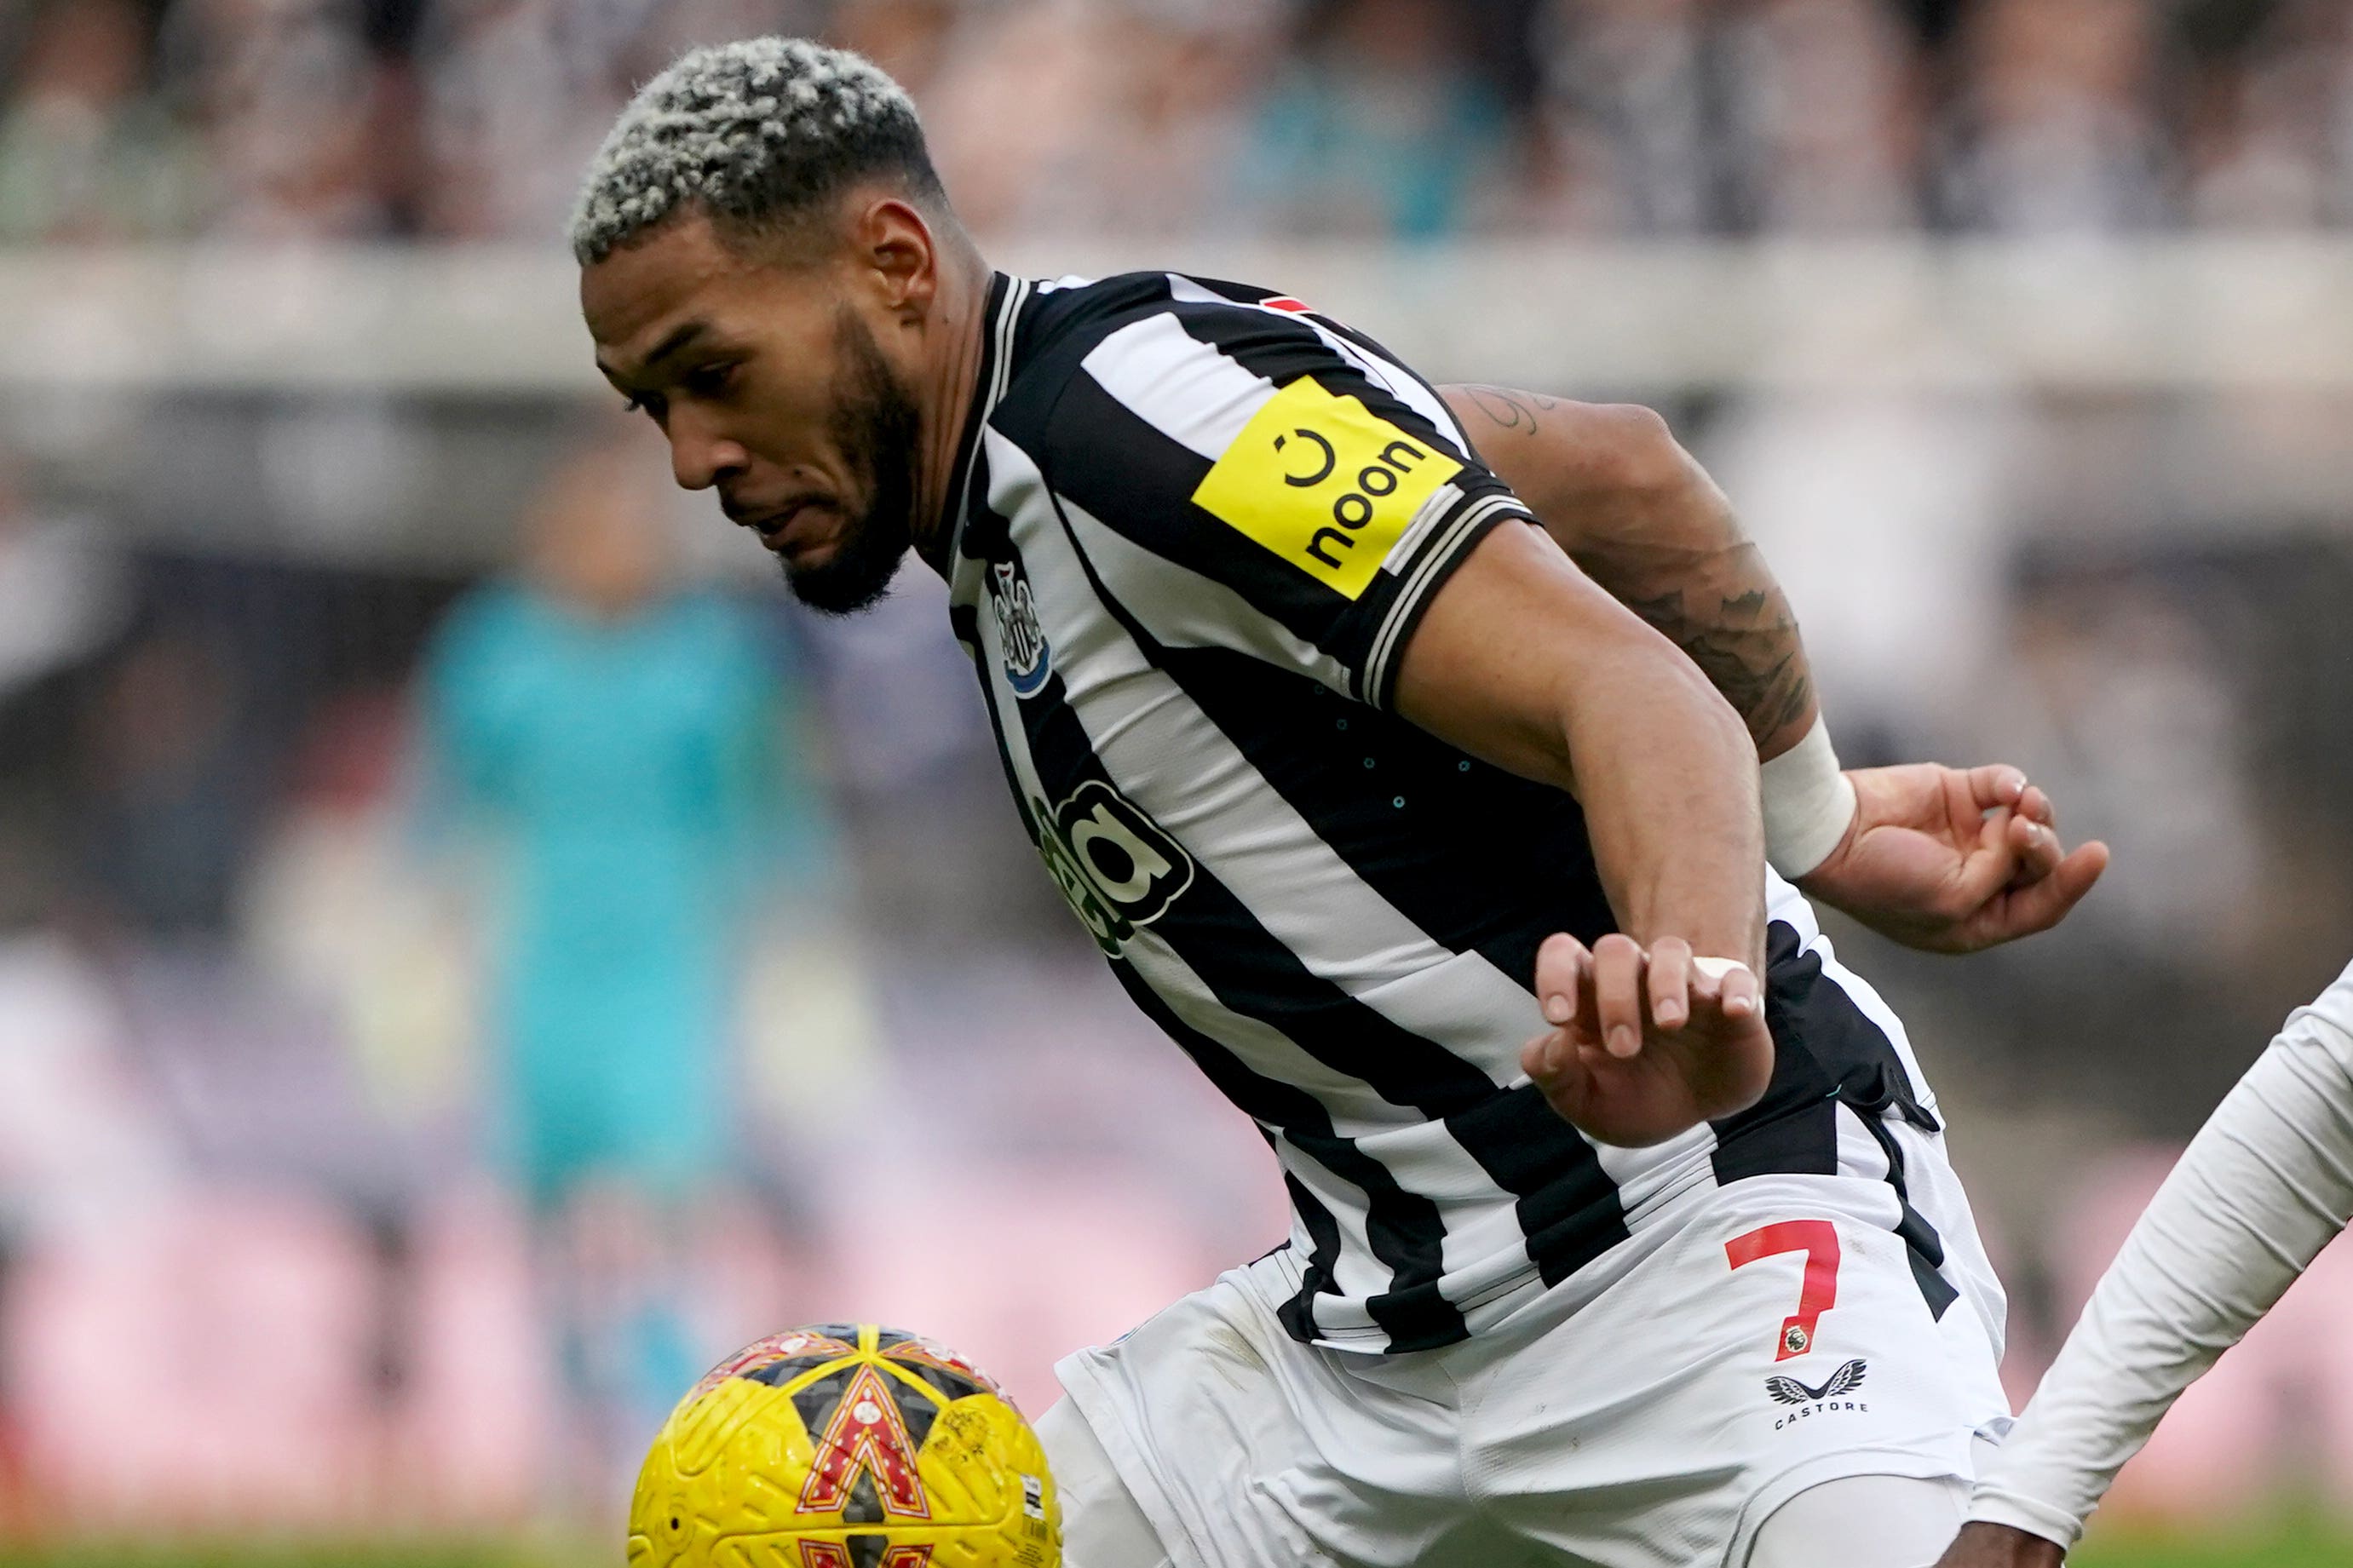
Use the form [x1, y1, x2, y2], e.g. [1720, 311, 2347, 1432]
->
[1191, 377, 1463, 600]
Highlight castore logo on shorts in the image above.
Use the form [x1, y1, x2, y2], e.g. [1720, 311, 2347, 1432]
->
[1764, 1358, 1870, 1431]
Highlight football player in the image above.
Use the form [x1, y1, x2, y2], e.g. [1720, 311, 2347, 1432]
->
[571, 39, 2103, 1568]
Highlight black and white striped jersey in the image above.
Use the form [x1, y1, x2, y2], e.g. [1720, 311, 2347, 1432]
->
[944, 270, 1963, 1353]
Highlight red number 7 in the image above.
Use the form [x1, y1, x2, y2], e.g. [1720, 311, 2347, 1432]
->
[1726, 1220, 1841, 1362]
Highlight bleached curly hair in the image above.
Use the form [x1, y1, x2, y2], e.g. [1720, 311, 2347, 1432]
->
[569, 37, 945, 266]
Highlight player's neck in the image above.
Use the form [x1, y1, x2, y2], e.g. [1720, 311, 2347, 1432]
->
[909, 244, 995, 575]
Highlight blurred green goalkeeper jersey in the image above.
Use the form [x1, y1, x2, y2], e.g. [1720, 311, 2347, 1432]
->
[420, 583, 816, 1203]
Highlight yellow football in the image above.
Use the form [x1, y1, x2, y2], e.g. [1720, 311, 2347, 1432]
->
[630, 1324, 1060, 1568]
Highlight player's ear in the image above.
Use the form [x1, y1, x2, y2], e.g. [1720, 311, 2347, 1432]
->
[854, 196, 938, 319]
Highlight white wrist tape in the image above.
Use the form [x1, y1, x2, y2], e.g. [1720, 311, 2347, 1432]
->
[1759, 715, 1856, 879]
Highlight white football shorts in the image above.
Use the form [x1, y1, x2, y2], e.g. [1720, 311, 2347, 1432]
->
[1047, 1120, 2011, 1568]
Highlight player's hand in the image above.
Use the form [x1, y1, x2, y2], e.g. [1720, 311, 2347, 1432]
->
[1798, 764, 2109, 955]
[1932, 1523, 2068, 1567]
[1521, 933, 1774, 1147]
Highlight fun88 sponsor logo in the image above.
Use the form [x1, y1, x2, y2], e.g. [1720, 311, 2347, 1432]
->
[1031, 780, 1195, 955]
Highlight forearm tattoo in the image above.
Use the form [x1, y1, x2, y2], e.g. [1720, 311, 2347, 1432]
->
[1446, 382, 1815, 750]
[1619, 567, 1814, 748]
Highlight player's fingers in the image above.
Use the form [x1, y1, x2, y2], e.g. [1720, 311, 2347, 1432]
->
[1710, 958, 1762, 1021]
[1647, 936, 1693, 1031]
[2017, 783, 2057, 830]
[1522, 1030, 1577, 1106]
[1522, 1028, 1566, 1082]
[1941, 807, 2027, 912]
[1534, 933, 1590, 1029]
[1591, 933, 1646, 1060]
[1962, 764, 2029, 813]
[1524, 1045, 1615, 1138]
[1989, 841, 2111, 939]
[2005, 813, 2062, 883]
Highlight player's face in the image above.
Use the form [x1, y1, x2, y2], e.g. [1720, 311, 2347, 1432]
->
[583, 213, 921, 615]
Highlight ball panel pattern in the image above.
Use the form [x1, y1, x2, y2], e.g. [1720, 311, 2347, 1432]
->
[631, 1324, 1059, 1568]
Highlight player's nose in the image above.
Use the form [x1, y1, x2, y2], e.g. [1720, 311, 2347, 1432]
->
[667, 418, 748, 492]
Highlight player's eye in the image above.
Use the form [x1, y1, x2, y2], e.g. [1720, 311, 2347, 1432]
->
[683, 361, 739, 399]
[620, 391, 662, 418]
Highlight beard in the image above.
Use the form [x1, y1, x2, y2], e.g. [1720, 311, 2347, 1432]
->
[780, 311, 923, 617]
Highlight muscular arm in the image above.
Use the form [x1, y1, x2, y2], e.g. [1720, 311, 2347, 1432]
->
[1438, 385, 1816, 762]
[1437, 382, 2111, 952]
[1396, 520, 1763, 968]
[1395, 520, 1771, 1142]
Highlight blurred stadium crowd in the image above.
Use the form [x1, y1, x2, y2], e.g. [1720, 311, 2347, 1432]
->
[14, 0, 2353, 244]
[3, 0, 2353, 1548]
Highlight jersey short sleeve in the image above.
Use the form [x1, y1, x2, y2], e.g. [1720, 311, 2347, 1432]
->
[1001, 294, 1535, 709]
